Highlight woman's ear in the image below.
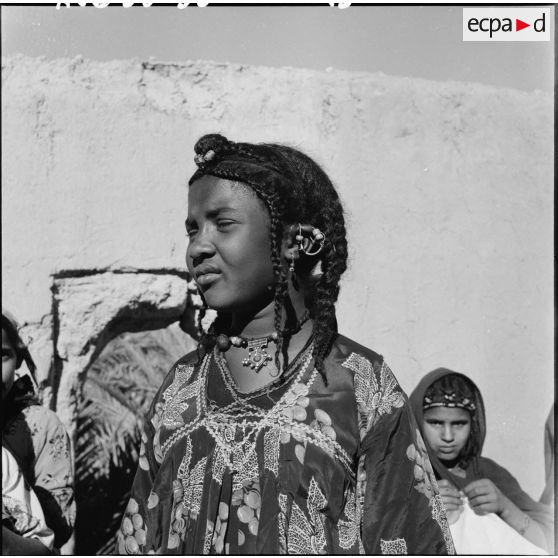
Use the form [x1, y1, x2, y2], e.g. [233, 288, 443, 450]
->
[281, 223, 301, 261]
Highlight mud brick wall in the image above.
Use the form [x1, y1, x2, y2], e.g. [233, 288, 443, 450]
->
[1, 55, 552, 497]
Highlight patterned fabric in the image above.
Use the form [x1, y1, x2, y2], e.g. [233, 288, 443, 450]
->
[2, 446, 55, 550]
[118, 334, 453, 554]
[3, 403, 75, 548]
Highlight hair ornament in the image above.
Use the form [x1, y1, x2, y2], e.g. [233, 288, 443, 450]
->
[423, 391, 476, 412]
[194, 149, 216, 168]
[297, 223, 326, 257]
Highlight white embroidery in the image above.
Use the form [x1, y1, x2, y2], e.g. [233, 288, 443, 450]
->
[232, 443, 259, 491]
[280, 478, 328, 554]
[432, 494, 455, 555]
[264, 427, 280, 476]
[203, 519, 214, 555]
[406, 434, 455, 555]
[338, 489, 361, 551]
[211, 445, 227, 486]
[343, 354, 404, 436]
[160, 364, 197, 429]
[380, 537, 408, 554]
[178, 438, 207, 520]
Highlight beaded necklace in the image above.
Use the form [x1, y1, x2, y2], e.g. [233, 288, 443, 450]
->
[214, 335, 315, 403]
[211, 311, 310, 375]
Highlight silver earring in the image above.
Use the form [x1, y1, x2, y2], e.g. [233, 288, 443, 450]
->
[289, 255, 295, 273]
[297, 223, 326, 257]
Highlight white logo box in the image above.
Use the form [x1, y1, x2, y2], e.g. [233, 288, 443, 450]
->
[463, 7, 551, 42]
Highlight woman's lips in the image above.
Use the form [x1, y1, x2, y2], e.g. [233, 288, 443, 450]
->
[196, 272, 220, 287]
[438, 447, 456, 454]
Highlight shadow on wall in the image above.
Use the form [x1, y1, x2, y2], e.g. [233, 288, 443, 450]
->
[48, 268, 201, 435]
[75, 324, 196, 555]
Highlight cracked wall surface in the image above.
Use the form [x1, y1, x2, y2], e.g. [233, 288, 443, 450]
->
[1, 55, 553, 496]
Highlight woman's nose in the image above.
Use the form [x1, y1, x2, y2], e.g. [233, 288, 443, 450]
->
[441, 425, 454, 442]
[187, 229, 216, 262]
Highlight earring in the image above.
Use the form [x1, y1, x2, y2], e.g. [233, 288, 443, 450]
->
[297, 223, 326, 257]
[289, 254, 299, 290]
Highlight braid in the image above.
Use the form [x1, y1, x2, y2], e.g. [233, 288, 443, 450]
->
[247, 187, 288, 373]
[267, 194, 288, 372]
[195, 304, 208, 363]
[311, 209, 348, 383]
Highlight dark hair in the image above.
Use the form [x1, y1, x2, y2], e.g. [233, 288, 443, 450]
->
[2, 314, 23, 368]
[424, 373, 482, 467]
[188, 133, 348, 380]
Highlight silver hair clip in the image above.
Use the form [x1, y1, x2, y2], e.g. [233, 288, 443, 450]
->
[194, 149, 216, 167]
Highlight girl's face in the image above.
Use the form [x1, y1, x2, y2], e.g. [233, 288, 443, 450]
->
[422, 407, 471, 462]
[186, 176, 276, 313]
[2, 328, 18, 402]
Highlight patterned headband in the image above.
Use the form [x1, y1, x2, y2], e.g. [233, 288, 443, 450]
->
[423, 391, 476, 412]
[190, 136, 292, 191]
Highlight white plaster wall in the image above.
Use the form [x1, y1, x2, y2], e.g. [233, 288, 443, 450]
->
[1, 55, 553, 498]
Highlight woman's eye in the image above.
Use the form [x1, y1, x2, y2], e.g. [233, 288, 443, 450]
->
[186, 229, 197, 238]
[217, 220, 234, 230]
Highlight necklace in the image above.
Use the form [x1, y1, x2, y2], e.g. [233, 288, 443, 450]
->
[213, 310, 310, 374]
[214, 332, 278, 374]
[214, 335, 316, 401]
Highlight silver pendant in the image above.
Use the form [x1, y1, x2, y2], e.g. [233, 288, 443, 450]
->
[242, 339, 273, 373]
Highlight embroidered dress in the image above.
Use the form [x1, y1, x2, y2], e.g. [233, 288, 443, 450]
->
[118, 335, 454, 554]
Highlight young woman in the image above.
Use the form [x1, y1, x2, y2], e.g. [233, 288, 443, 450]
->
[118, 134, 454, 554]
[2, 309, 75, 553]
[410, 368, 553, 554]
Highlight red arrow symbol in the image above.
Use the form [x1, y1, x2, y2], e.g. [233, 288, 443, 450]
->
[516, 18, 530, 31]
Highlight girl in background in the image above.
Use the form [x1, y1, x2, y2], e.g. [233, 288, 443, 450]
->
[410, 368, 553, 554]
[2, 309, 75, 553]
[119, 134, 454, 554]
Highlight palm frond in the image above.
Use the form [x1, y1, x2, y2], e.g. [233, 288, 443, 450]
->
[75, 324, 195, 555]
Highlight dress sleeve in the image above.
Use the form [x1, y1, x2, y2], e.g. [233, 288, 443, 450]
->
[116, 371, 169, 555]
[26, 406, 75, 548]
[355, 359, 455, 554]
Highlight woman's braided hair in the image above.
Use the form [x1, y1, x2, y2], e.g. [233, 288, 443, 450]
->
[188, 133, 348, 380]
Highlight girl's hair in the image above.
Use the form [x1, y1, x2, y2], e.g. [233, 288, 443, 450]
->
[424, 373, 482, 467]
[188, 133, 348, 380]
[2, 314, 24, 368]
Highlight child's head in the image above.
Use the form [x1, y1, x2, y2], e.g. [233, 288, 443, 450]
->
[187, 133, 348, 372]
[421, 373, 481, 466]
[2, 312, 23, 402]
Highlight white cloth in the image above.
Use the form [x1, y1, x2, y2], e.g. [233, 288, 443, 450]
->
[2, 446, 55, 550]
[449, 501, 547, 555]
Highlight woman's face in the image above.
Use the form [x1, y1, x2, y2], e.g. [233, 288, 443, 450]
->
[2, 328, 18, 402]
[422, 406, 471, 462]
[186, 176, 276, 313]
